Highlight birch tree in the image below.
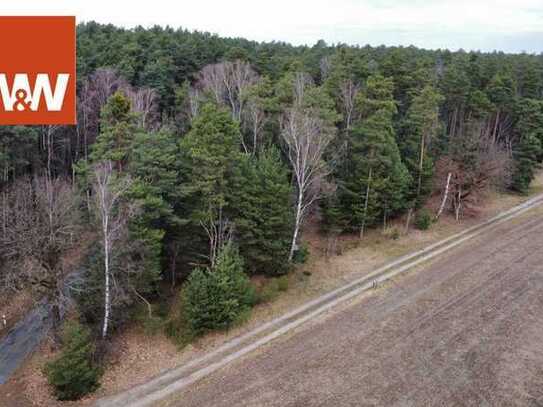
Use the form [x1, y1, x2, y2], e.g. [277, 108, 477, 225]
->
[281, 108, 335, 260]
[91, 161, 136, 339]
[279, 72, 338, 260]
[339, 78, 360, 135]
[194, 61, 261, 151]
[196, 60, 259, 122]
[126, 87, 160, 130]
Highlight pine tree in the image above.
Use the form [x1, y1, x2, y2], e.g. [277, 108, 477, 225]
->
[334, 74, 411, 236]
[90, 91, 140, 172]
[128, 128, 181, 287]
[345, 111, 411, 235]
[514, 98, 543, 161]
[230, 148, 293, 275]
[178, 103, 243, 263]
[512, 133, 541, 193]
[182, 244, 254, 335]
[129, 128, 180, 227]
[400, 85, 443, 208]
[44, 321, 101, 400]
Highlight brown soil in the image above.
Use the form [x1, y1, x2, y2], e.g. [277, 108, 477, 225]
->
[162, 206, 543, 407]
[0, 291, 33, 340]
[2, 175, 542, 406]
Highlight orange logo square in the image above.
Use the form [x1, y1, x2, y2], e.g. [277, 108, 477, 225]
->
[0, 16, 76, 125]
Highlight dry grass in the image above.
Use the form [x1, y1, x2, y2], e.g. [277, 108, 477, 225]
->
[160, 202, 543, 407]
[3, 171, 543, 406]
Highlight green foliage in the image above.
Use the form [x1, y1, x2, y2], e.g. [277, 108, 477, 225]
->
[0, 126, 39, 183]
[179, 103, 242, 217]
[75, 245, 105, 326]
[333, 74, 411, 232]
[129, 129, 180, 224]
[320, 194, 345, 235]
[90, 91, 140, 170]
[164, 293, 196, 348]
[126, 222, 164, 294]
[514, 98, 543, 161]
[7, 23, 543, 352]
[324, 47, 368, 97]
[275, 71, 340, 125]
[292, 242, 310, 264]
[76, 230, 162, 331]
[356, 74, 397, 117]
[128, 129, 181, 290]
[230, 149, 293, 275]
[516, 55, 542, 99]
[511, 98, 543, 193]
[400, 85, 444, 207]
[182, 244, 255, 335]
[512, 133, 541, 193]
[177, 103, 243, 263]
[132, 302, 167, 336]
[44, 321, 101, 401]
[487, 73, 515, 110]
[414, 208, 433, 230]
[255, 276, 290, 304]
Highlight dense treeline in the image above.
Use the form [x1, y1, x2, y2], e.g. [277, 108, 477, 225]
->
[1, 22, 543, 398]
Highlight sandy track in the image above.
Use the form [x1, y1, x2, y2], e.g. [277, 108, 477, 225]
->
[163, 213, 543, 407]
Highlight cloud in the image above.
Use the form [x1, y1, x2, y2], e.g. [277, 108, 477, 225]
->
[2, 0, 542, 52]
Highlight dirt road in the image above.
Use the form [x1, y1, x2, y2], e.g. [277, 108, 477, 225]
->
[162, 212, 543, 407]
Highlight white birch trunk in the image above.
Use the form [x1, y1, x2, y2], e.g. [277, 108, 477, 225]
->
[435, 172, 452, 220]
[102, 220, 110, 339]
[289, 189, 304, 261]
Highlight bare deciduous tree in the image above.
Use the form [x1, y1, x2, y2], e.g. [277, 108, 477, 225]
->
[0, 175, 80, 334]
[339, 79, 360, 134]
[191, 60, 263, 152]
[435, 122, 512, 220]
[91, 161, 137, 339]
[243, 97, 268, 155]
[194, 60, 260, 131]
[197, 63, 226, 105]
[126, 87, 160, 130]
[188, 87, 201, 121]
[41, 125, 60, 178]
[281, 107, 335, 260]
[319, 56, 331, 81]
[77, 68, 129, 160]
[200, 206, 233, 267]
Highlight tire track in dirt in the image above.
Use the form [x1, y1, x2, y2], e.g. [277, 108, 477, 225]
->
[392, 246, 543, 406]
[336, 215, 543, 341]
[98, 198, 543, 407]
[344, 222, 543, 406]
[167, 214, 543, 407]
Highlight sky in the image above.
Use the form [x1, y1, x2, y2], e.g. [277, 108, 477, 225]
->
[2, 0, 543, 53]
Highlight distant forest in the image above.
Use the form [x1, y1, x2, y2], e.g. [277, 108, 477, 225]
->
[1, 23, 543, 397]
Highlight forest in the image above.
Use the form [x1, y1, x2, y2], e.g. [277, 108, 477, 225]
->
[1, 22, 543, 400]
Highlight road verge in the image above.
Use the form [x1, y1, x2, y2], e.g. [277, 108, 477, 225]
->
[96, 193, 543, 407]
